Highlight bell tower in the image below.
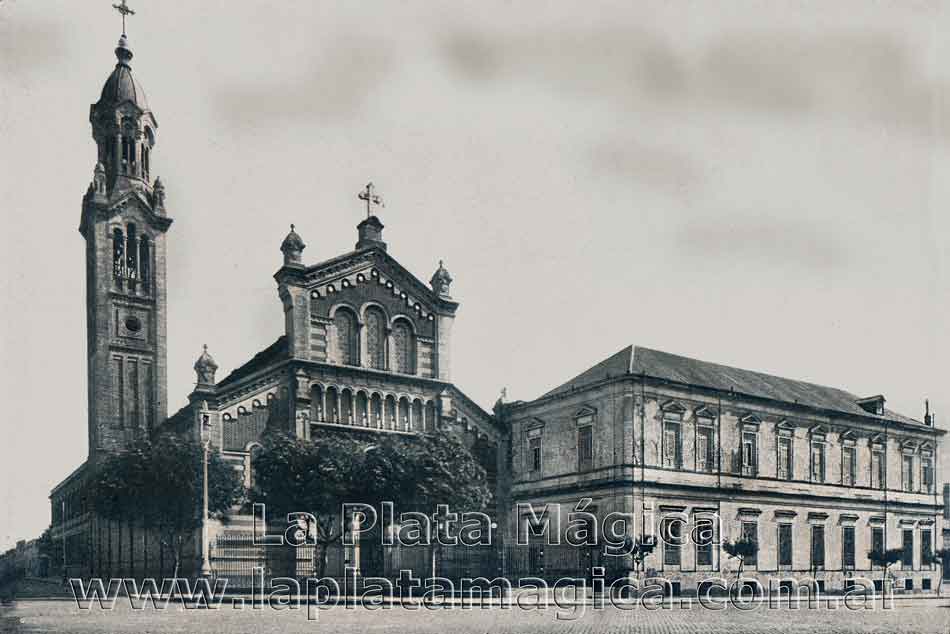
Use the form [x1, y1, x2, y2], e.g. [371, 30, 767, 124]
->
[80, 26, 172, 458]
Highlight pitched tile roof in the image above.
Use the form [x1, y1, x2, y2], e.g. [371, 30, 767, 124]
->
[542, 345, 924, 426]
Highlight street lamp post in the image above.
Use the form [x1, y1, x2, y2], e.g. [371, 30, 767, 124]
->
[200, 414, 212, 578]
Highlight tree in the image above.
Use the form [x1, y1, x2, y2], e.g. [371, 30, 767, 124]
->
[252, 430, 492, 578]
[923, 548, 948, 596]
[91, 433, 244, 579]
[867, 548, 904, 591]
[722, 536, 758, 581]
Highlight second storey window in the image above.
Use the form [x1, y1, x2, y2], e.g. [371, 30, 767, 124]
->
[777, 436, 792, 480]
[809, 427, 826, 483]
[871, 449, 885, 489]
[577, 424, 593, 472]
[810, 443, 825, 482]
[741, 431, 758, 476]
[662, 412, 682, 469]
[528, 434, 542, 474]
[841, 446, 856, 486]
[901, 454, 915, 492]
[921, 455, 934, 494]
[696, 425, 715, 472]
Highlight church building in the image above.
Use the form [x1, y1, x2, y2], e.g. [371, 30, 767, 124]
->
[49, 28, 504, 581]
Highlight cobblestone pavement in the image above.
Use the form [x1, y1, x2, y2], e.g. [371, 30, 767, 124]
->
[6, 598, 950, 633]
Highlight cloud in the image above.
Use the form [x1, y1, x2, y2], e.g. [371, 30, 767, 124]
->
[0, 11, 66, 80]
[674, 213, 851, 272]
[440, 26, 945, 140]
[590, 140, 702, 197]
[211, 36, 394, 128]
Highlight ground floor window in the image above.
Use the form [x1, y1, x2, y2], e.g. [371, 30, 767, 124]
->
[777, 523, 793, 567]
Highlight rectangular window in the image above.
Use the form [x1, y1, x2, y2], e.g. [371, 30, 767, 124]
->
[778, 523, 793, 567]
[871, 527, 884, 559]
[842, 526, 855, 569]
[777, 437, 792, 480]
[696, 427, 715, 472]
[841, 447, 855, 486]
[902, 455, 914, 492]
[662, 518, 682, 566]
[810, 525, 825, 570]
[871, 450, 885, 489]
[663, 419, 681, 469]
[577, 426, 593, 472]
[922, 457, 934, 494]
[528, 436, 542, 473]
[695, 518, 714, 566]
[741, 432, 757, 476]
[921, 530, 932, 569]
[901, 529, 914, 568]
[741, 521, 758, 567]
[810, 442, 825, 483]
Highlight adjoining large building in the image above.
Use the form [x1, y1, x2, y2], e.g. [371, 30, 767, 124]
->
[497, 346, 946, 592]
[50, 24, 945, 592]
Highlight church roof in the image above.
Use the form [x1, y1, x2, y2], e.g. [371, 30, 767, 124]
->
[541, 345, 927, 427]
[216, 336, 288, 390]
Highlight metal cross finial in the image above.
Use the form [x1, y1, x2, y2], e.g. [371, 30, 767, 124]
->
[358, 182, 384, 219]
[112, 0, 135, 35]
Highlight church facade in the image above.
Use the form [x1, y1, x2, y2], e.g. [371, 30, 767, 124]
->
[50, 27, 945, 593]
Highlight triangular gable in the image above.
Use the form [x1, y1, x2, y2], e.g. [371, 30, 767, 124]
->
[574, 405, 597, 418]
[694, 405, 718, 421]
[306, 249, 457, 317]
[740, 413, 762, 426]
[660, 400, 687, 414]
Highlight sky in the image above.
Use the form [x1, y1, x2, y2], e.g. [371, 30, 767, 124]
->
[1, 0, 949, 552]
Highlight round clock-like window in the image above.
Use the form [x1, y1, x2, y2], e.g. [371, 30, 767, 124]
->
[124, 316, 142, 333]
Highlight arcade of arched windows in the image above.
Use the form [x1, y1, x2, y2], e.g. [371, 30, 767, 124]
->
[111, 222, 152, 295]
[330, 303, 420, 376]
[309, 383, 437, 433]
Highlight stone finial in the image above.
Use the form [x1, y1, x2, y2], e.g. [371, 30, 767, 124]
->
[115, 33, 134, 66]
[430, 259, 453, 298]
[92, 162, 108, 200]
[194, 344, 218, 387]
[152, 176, 166, 211]
[280, 224, 306, 266]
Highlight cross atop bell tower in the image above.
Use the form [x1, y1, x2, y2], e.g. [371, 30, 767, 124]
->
[112, 0, 136, 36]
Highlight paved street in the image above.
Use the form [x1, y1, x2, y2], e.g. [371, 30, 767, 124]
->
[5, 598, 949, 634]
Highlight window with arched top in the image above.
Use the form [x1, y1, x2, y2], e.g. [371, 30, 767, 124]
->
[392, 320, 414, 374]
[365, 307, 386, 370]
[112, 228, 125, 281]
[334, 309, 358, 365]
[139, 236, 150, 293]
[126, 224, 138, 289]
